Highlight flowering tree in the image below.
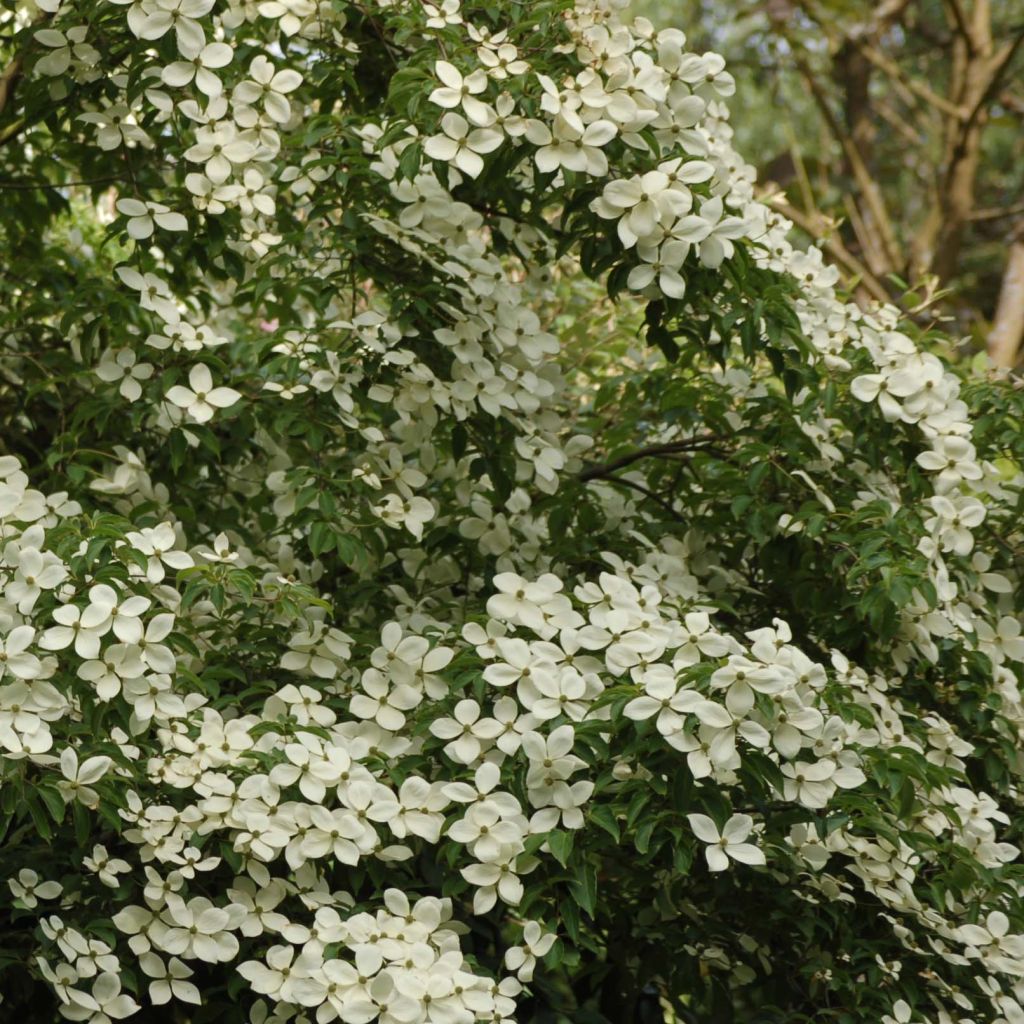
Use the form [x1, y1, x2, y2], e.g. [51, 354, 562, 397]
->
[1, 0, 1023, 1022]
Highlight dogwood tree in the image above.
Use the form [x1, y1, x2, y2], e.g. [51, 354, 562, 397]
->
[1, 0, 1023, 1022]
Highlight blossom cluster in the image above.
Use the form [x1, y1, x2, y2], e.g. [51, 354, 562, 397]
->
[0, 0, 1022, 1021]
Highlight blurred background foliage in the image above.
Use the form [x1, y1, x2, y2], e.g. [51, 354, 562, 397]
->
[629, 0, 1024, 366]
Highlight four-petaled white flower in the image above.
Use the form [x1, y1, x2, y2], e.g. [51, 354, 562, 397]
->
[424, 112, 502, 179]
[160, 40, 233, 97]
[8, 869, 62, 908]
[95, 348, 155, 401]
[687, 812, 766, 872]
[232, 56, 303, 123]
[165, 364, 242, 423]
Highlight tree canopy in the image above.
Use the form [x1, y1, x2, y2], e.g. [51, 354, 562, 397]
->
[1, 0, 1024, 1023]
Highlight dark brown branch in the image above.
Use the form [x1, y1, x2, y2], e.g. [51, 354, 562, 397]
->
[578, 437, 723, 482]
[584, 474, 685, 522]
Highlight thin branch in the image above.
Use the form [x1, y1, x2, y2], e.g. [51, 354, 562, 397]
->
[578, 437, 723, 482]
[874, 98, 928, 149]
[0, 55, 24, 118]
[963, 28, 1024, 132]
[793, 54, 901, 273]
[583, 473, 685, 522]
[969, 201, 1024, 222]
[848, 37, 966, 119]
[943, 0, 974, 53]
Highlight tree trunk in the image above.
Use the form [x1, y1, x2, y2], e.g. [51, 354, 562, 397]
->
[988, 236, 1024, 367]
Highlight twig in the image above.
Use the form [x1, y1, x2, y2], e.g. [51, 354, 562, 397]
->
[943, 0, 974, 54]
[793, 54, 901, 273]
[578, 436, 723, 482]
[968, 201, 1024, 222]
[848, 37, 966, 119]
[585, 473, 685, 522]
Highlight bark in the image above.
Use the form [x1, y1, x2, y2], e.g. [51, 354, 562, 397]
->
[988, 236, 1024, 368]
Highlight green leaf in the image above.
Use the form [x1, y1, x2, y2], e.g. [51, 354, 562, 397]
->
[634, 819, 656, 855]
[37, 785, 66, 825]
[570, 861, 597, 917]
[548, 829, 574, 868]
[589, 804, 620, 842]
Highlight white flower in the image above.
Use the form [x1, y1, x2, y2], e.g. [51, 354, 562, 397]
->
[373, 493, 436, 539]
[256, 0, 316, 36]
[140, 953, 200, 1005]
[687, 812, 766, 872]
[183, 122, 257, 184]
[33, 26, 98, 77]
[116, 196, 188, 238]
[429, 60, 491, 124]
[592, 170, 691, 248]
[350, 670, 422, 731]
[479, 43, 528, 79]
[57, 748, 113, 809]
[4, 547, 67, 614]
[237, 944, 326, 1005]
[0, 625, 42, 680]
[165, 364, 242, 423]
[626, 240, 690, 299]
[78, 103, 151, 151]
[95, 348, 154, 401]
[125, 522, 194, 583]
[430, 698, 503, 763]
[424, 0, 461, 28]
[160, 40, 233, 97]
[423, 112, 502, 179]
[83, 846, 132, 888]
[850, 366, 922, 421]
[233, 56, 303, 123]
[534, 119, 617, 177]
[127, 0, 213, 51]
[8, 869, 62, 908]
[59, 971, 140, 1023]
[916, 435, 983, 492]
[40, 604, 108, 660]
[505, 920, 556, 982]
[159, 895, 240, 962]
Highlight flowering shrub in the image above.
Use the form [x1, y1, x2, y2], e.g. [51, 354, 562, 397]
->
[1, 0, 1023, 1022]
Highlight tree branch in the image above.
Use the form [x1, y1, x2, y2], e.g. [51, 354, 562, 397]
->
[848, 37, 966, 119]
[582, 473, 686, 522]
[793, 54, 901, 274]
[943, 0, 973, 54]
[578, 437, 723, 482]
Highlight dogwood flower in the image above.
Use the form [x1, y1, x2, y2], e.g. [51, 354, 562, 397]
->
[95, 348, 155, 401]
[505, 921, 556, 982]
[687, 813, 766, 872]
[8, 869, 62, 908]
[59, 971, 140, 1023]
[165, 364, 242, 423]
[429, 60, 491, 124]
[160, 40, 233, 96]
[0, 625, 42, 680]
[57, 748, 113, 809]
[140, 953, 201, 1005]
[423, 112, 502, 178]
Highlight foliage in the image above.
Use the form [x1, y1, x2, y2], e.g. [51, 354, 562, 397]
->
[0, 0, 1023, 1023]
